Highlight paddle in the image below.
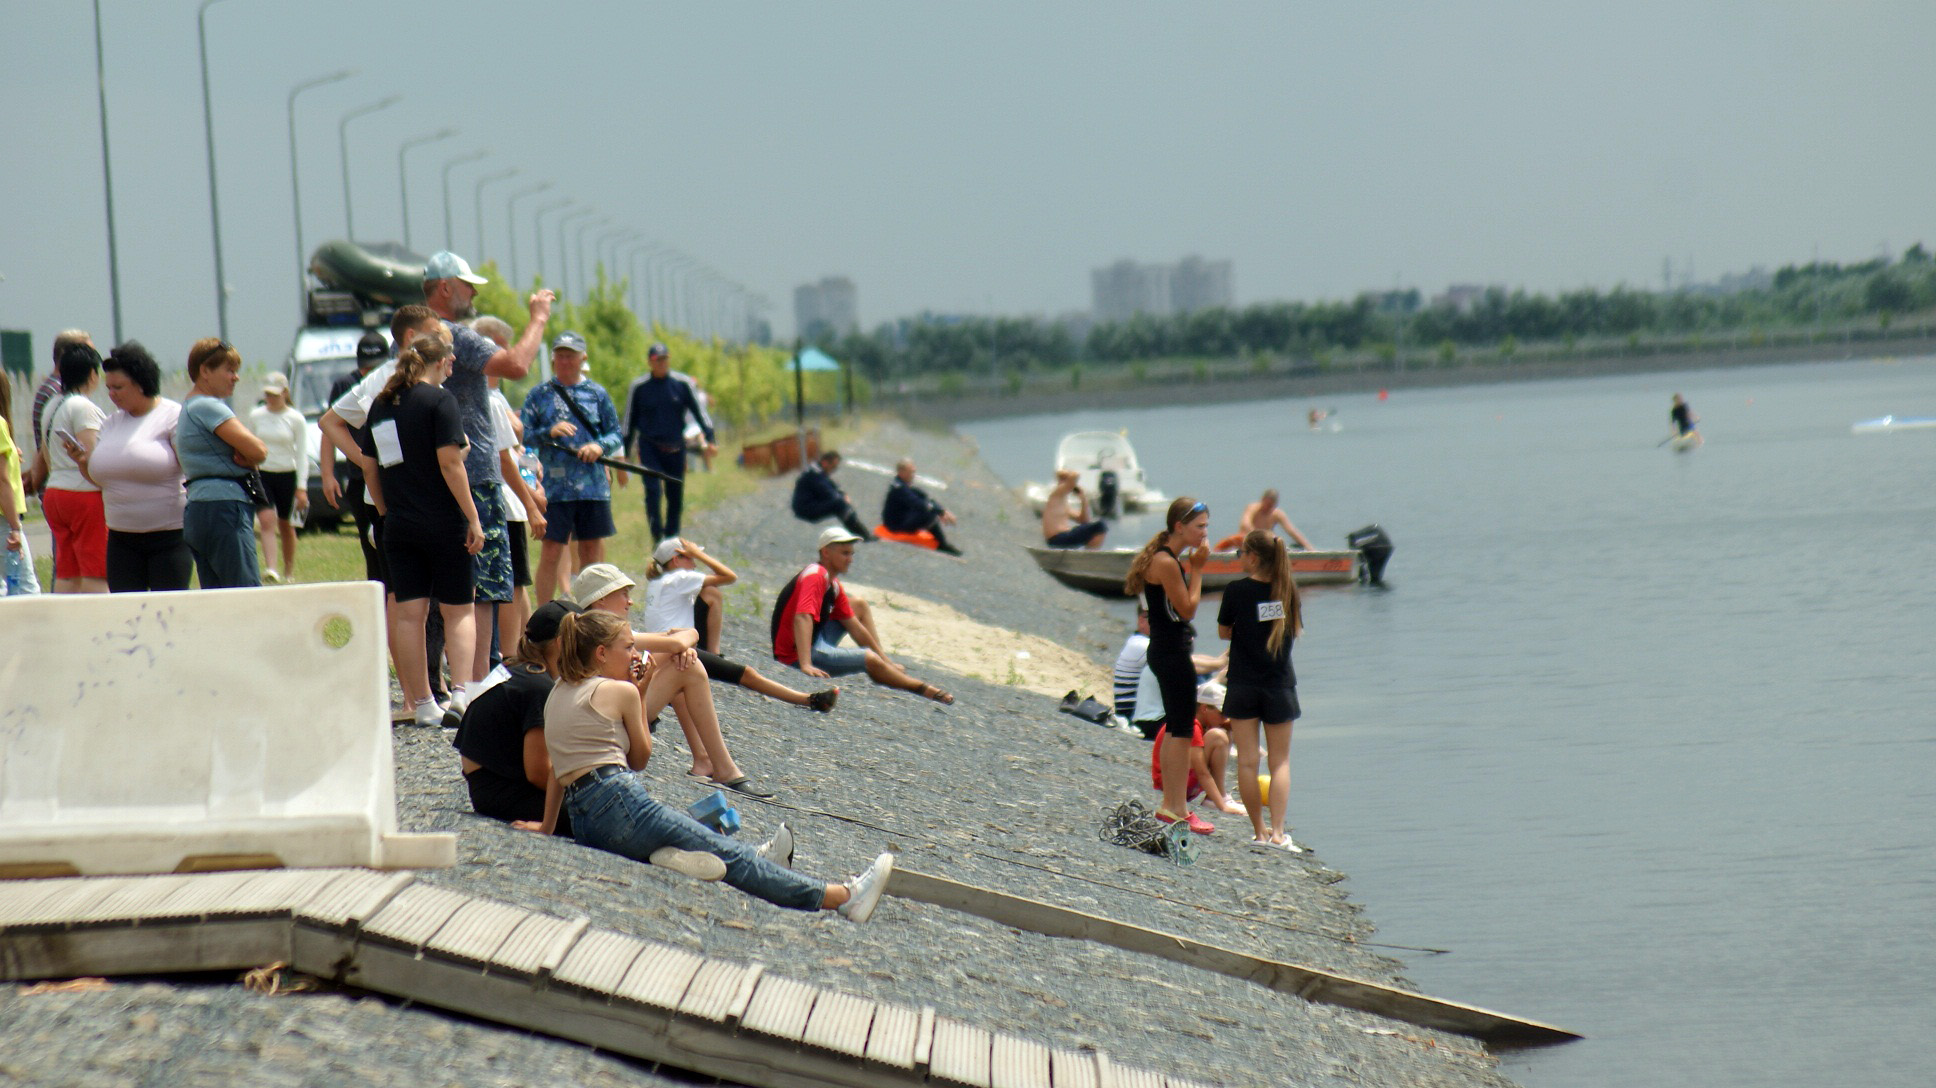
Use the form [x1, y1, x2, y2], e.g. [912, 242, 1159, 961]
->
[539, 440, 679, 483]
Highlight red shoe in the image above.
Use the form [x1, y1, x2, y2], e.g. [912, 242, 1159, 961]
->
[1154, 809, 1215, 836]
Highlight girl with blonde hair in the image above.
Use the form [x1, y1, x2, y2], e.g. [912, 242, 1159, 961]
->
[1217, 530, 1305, 851]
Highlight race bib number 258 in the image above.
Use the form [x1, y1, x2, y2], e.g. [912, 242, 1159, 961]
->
[1256, 600, 1285, 621]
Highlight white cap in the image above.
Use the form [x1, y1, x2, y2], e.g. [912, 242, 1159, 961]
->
[818, 525, 863, 550]
[652, 538, 683, 565]
[570, 562, 636, 609]
[1195, 680, 1225, 709]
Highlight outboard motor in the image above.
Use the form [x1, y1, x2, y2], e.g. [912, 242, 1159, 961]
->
[1095, 470, 1121, 520]
[1347, 524, 1393, 585]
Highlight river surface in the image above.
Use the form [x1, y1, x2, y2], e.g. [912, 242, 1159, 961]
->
[962, 356, 1936, 1088]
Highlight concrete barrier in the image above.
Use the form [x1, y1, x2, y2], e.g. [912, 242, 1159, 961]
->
[0, 582, 454, 878]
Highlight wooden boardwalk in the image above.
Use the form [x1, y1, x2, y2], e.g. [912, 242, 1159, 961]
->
[0, 868, 1208, 1088]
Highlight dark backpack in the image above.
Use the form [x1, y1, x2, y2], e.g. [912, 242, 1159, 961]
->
[770, 564, 841, 650]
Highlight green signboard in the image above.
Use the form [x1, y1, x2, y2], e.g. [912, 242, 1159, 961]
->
[1, 330, 30, 380]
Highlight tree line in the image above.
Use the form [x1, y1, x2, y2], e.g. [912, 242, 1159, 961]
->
[821, 246, 1936, 381]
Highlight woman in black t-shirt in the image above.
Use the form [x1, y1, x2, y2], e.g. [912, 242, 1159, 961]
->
[454, 598, 578, 836]
[359, 329, 484, 727]
[1217, 530, 1305, 852]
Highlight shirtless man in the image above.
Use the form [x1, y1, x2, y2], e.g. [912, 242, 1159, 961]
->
[1041, 468, 1108, 549]
[1237, 489, 1312, 551]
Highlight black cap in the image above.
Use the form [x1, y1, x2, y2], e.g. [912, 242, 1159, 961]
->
[356, 331, 389, 361]
[525, 599, 581, 642]
[648, 342, 669, 359]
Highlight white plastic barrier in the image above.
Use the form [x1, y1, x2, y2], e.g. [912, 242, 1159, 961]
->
[0, 582, 454, 877]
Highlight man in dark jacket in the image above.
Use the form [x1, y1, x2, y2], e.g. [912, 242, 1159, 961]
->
[791, 450, 871, 540]
[880, 458, 960, 555]
[622, 342, 715, 543]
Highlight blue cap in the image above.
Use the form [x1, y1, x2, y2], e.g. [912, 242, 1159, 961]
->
[552, 331, 587, 354]
[423, 250, 487, 286]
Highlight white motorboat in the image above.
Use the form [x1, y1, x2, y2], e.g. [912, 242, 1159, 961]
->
[1022, 430, 1168, 517]
[1851, 415, 1936, 435]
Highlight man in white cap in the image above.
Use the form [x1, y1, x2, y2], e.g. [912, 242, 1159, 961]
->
[247, 371, 309, 583]
[521, 330, 621, 604]
[418, 251, 556, 712]
[772, 526, 954, 705]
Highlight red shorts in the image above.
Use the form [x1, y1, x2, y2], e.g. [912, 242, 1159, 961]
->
[41, 487, 107, 580]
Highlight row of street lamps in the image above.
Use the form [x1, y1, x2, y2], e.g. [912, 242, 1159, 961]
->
[92, 3, 768, 347]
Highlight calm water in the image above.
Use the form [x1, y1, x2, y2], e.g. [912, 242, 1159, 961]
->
[964, 357, 1936, 1088]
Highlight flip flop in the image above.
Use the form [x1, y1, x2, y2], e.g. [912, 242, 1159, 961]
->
[807, 688, 839, 713]
[716, 775, 775, 800]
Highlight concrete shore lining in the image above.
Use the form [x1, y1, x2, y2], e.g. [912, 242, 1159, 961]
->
[0, 868, 1213, 1088]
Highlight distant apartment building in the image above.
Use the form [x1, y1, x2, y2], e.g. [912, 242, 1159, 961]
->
[1091, 256, 1233, 323]
[1431, 284, 1496, 314]
[795, 276, 859, 341]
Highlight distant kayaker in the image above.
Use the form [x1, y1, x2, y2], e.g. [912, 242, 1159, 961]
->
[1041, 468, 1108, 550]
[1670, 394, 1702, 447]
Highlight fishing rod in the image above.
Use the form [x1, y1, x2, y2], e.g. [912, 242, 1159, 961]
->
[538, 439, 679, 483]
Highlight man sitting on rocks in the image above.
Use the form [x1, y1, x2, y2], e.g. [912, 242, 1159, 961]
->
[880, 457, 961, 555]
[1041, 468, 1108, 549]
[773, 526, 953, 705]
[790, 450, 872, 541]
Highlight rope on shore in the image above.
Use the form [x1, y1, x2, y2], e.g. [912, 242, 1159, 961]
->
[1099, 800, 1198, 867]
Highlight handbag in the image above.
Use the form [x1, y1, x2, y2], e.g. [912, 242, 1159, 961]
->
[240, 468, 272, 508]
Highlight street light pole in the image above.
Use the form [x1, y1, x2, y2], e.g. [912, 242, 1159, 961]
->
[287, 68, 354, 305]
[473, 167, 518, 263]
[531, 198, 573, 287]
[574, 216, 609, 300]
[397, 128, 457, 252]
[504, 181, 551, 289]
[556, 209, 596, 301]
[338, 94, 401, 243]
[196, 0, 233, 340]
[90, 0, 123, 343]
[439, 150, 489, 252]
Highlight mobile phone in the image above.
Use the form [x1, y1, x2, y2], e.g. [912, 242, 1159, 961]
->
[53, 428, 80, 450]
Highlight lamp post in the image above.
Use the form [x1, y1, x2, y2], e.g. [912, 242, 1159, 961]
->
[574, 216, 610, 300]
[531, 197, 573, 287]
[504, 181, 550, 288]
[90, 0, 123, 343]
[196, 0, 233, 340]
[338, 94, 401, 243]
[439, 149, 488, 251]
[287, 68, 353, 301]
[473, 167, 518, 263]
[556, 209, 596, 301]
[396, 128, 456, 252]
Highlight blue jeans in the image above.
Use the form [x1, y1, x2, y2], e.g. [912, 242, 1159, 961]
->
[566, 767, 823, 911]
[183, 498, 259, 589]
[809, 620, 869, 677]
[3, 533, 40, 595]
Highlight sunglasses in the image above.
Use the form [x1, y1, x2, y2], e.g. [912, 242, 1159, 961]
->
[1187, 501, 1208, 517]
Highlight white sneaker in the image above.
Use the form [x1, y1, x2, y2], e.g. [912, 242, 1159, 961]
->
[756, 822, 795, 869]
[442, 691, 469, 730]
[648, 846, 727, 881]
[836, 852, 894, 923]
[411, 699, 443, 729]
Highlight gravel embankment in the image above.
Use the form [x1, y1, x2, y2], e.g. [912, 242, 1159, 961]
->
[0, 418, 1524, 1088]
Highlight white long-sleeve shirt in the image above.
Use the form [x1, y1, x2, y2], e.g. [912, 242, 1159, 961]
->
[248, 404, 309, 490]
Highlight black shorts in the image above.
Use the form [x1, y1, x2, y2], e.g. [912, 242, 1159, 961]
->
[363, 507, 390, 587]
[1046, 520, 1108, 548]
[697, 648, 747, 686]
[508, 517, 531, 588]
[383, 523, 475, 605]
[542, 499, 616, 543]
[464, 765, 571, 837]
[1223, 682, 1299, 724]
[259, 470, 298, 518]
[1147, 643, 1199, 738]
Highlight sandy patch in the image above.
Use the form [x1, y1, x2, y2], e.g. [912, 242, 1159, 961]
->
[843, 581, 1110, 699]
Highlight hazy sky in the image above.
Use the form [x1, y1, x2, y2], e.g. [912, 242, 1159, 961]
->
[5, 1, 1933, 370]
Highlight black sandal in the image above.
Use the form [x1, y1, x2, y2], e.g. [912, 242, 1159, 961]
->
[717, 776, 775, 800]
[807, 688, 839, 713]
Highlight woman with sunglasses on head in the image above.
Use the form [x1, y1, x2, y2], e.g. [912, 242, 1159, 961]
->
[1218, 530, 1305, 852]
[1126, 496, 1214, 835]
[178, 339, 268, 589]
[531, 608, 896, 922]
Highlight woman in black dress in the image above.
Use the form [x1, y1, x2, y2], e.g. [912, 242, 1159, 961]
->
[1125, 496, 1213, 835]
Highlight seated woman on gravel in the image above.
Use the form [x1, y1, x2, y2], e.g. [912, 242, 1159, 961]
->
[454, 598, 580, 836]
[572, 562, 776, 799]
[643, 538, 838, 713]
[528, 608, 895, 922]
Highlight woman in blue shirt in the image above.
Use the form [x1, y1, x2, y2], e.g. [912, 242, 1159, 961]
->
[177, 339, 267, 588]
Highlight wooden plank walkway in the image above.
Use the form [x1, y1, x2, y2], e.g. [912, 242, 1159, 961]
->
[886, 867, 1581, 1048]
[0, 870, 1206, 1088]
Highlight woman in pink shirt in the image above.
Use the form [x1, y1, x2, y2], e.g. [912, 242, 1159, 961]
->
[74, 343, 191, 591]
